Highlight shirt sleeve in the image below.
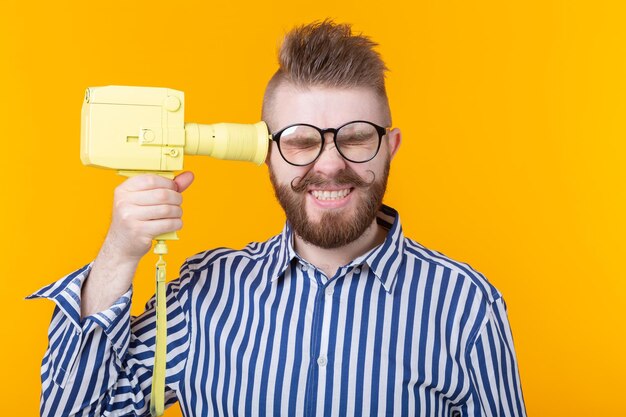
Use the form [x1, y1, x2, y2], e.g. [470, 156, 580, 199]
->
[466, 297, 527, 417]
[27, 261, 193, 417]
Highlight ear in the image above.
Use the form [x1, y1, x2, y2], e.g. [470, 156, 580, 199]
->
[387, 128, 402, 159]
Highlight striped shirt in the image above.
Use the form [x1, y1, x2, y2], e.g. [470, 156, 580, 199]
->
[29, 205, 526, 416]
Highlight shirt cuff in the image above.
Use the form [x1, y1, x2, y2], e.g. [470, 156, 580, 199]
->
[26, 263, 133, 355]
[27, 263, 134, 388]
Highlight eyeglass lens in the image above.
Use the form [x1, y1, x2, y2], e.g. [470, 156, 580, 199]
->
[279, 121, 380, 165]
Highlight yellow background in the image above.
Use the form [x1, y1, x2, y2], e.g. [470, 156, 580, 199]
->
[2, 0, 624, 415]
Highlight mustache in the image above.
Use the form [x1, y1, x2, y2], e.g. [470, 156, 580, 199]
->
[290, 168, 376, 192]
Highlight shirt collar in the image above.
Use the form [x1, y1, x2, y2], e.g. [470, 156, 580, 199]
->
[269, 204, 406, 293]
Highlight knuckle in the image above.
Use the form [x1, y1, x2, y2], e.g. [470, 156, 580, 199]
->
[143, 175, 159, 189]
[159, 206, 173, 218]
[113, 199, 123, 211]
[166, 205, 180, 216]
[118, 207, 132, 222]
[156, 189, 170, 201]
[113, 188, 126, 202]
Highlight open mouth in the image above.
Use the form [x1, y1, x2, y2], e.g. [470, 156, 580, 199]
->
[310, 188, 353, 201]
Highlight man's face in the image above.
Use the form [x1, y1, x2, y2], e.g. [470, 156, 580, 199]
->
[266, 84, 401, 249]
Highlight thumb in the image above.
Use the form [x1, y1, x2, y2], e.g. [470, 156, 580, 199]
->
[174, 171, 195, 193]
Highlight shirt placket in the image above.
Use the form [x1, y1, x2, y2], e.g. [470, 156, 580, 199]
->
[301, 262, 341, 417]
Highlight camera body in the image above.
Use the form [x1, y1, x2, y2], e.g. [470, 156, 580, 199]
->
[81, 85, 269, 173]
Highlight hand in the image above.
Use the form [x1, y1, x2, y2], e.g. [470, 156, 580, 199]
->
[82, 171, 194, 317]
[102, 171, 195, 263]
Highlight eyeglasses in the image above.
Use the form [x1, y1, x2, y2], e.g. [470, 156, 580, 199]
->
[271, 120, 390, 166]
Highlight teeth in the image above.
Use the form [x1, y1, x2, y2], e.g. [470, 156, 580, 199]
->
[311, 189, 351, 200]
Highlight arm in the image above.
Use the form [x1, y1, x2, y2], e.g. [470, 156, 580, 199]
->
[29, 261, 193, 416]
[28, 172, 195, 416]
[467, 298, 527, 417]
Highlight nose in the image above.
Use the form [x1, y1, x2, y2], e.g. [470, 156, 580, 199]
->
[311, 133, 347, 176]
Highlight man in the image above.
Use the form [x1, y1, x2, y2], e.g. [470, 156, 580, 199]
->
[29, 21, 526, 416]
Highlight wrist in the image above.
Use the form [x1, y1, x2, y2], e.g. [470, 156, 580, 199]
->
[97, 238, 143, 268]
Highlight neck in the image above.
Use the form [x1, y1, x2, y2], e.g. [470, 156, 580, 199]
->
[293, 219, 388, 279]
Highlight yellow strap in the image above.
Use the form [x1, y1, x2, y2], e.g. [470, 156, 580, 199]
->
[150, 249, 167, 416]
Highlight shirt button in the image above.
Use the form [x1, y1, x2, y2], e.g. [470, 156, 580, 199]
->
[301, 264, 308, 272]
[317, 355, 327, 367]
[325, 287, 334, 297]
[354, 267, 361, 275]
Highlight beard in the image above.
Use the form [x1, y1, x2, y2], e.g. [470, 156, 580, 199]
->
[269, 159, 390, 249]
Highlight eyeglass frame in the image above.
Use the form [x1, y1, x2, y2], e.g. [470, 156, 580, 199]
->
[270, 120, 391, 166]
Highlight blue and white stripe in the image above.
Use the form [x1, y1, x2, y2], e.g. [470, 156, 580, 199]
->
[28, 205, 526, 416]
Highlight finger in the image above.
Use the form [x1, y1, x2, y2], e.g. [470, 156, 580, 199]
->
[121, 174, 178, 192]
[134, 205, 183, 221]
[143, 218, 183, 237]
[123, 188, 183, 206]
[174, 171, 195, 193]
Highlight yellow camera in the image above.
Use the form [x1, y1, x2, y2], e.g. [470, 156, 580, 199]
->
[81, 85, 270, 174]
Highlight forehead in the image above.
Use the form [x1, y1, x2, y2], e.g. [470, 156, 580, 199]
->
[268, 83, 388, 130]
